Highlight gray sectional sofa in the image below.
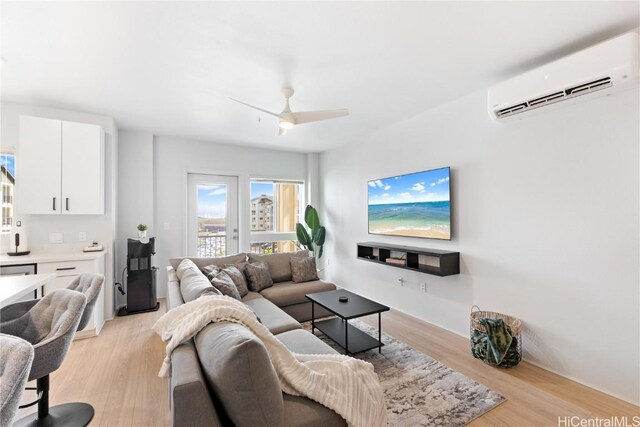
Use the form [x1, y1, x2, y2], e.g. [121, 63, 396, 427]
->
[165, 251, 347, 427]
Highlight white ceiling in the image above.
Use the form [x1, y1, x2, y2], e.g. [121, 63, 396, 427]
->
[2, 1, 638, 152]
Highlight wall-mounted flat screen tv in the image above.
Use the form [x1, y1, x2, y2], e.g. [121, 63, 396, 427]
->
[368, 167, 451, 240]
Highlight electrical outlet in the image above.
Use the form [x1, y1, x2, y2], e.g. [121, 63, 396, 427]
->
[420, 282, 427, 292]
[49, 232, 63, 244]
[164, 222, 170, 230]
[78, 231, 87, 242]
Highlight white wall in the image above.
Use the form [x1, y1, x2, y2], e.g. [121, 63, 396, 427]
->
[116, 131, 154, 309]
[153, 135, 309, 296]
[1, 102, 119, 320]
[320, 88, 640, 404]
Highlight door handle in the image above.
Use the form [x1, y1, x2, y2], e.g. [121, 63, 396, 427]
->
[53, 197, 56, 211]
[66, 198, 69, 211]
[56, 267, 76, 271]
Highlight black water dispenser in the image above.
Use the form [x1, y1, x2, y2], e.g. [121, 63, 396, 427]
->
[117, 237, 160, 316]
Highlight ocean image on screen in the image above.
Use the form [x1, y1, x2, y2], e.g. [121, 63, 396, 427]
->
[368, 167, 451, 240]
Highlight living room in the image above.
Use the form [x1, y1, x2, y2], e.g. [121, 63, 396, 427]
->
[0, 2, 638, 427]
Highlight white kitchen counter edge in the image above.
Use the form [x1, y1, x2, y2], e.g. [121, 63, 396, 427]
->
[0, 250, 107, 266]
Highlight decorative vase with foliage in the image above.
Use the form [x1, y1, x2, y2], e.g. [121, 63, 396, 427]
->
[296, 205, 326, 261]
[137, 224, 148, 239]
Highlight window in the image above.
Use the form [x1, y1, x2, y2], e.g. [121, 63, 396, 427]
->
[250, 179, 304, 253]
[1, 153, 15, 234]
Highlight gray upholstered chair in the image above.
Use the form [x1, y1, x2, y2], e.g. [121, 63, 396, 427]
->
[0, 273, 105, 332]
[0, 289, 87, 427]
[67, 274, 104, 331]
[0, 334, 35, 427]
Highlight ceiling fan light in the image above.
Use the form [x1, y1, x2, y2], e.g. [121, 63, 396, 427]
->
[279, 120, 295, 130]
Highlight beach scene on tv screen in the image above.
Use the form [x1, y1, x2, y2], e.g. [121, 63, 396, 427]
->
[368, 167, 451, 240]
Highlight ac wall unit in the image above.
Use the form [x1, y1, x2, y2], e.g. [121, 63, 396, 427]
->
[488, 32, 639, 121]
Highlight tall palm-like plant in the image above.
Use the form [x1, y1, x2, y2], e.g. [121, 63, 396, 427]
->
[296, 205, 326, 260]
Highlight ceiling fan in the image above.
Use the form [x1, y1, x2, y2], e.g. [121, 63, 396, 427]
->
[228, 88, 349, 135]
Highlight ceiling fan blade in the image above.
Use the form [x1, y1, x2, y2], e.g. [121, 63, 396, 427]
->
[227, 97, 281, 118]
[278, 127, 287, 136]
[291, 109, 349, 125]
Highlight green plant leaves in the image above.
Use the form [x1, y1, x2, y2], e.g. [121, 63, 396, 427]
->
[296, 223, 313, 249]
[297, 205, 325, 259]
[305, 205, 320, 236]
[314, 226, 326, 246]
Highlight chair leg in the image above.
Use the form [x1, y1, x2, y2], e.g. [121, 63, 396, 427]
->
[37, 375, 49, 419]
[14, 375, 94, 427]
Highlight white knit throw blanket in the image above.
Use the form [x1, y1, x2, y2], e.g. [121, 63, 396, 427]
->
[153, 295, 387, 427]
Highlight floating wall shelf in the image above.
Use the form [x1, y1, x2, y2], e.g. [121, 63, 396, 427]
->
[356, 242, 460, 277]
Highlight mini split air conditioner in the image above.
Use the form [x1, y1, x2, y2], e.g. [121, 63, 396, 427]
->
[488, 32, 639, 121]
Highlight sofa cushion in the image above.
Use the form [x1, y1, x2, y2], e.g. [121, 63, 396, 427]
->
[244, 298, 301, 335]
[245, 261, 273, 292]
[241, 291, 264, 302]
[195, 322, 284, 427]
[283, 394, 347, 427]
[169, 253, 247, 271]
[281, 302, 335, 323]
[290, 256, 319, 283]
[176, 259, 222, 303]
[248, 250, 309, 283]
[221, 265, 249, 297]
[260, 280, 336, 307]
[202, 266, 241, 300]
[275, 329, 338, 355]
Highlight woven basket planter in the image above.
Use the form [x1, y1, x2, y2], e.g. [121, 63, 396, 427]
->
[470, 306, 522, 368]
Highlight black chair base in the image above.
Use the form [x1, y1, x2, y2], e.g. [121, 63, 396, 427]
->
[14, 403, 94, 427]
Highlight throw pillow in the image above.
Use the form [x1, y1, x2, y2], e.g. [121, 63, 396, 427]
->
[221, 265, 249, 297]
[290, 257, 319, 283]
[245, 261, 273, 292]
[176, 259, 222, 303]
[203, 265, 241, 300]
[201, 264, 220, 276]
[248, 250, 309, 282]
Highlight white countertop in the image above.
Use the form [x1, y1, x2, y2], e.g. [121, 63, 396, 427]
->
[0, 273, 55, 307]
[0, 250, 106, 266]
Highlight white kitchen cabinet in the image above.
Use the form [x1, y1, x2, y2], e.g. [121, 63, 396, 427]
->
[18, 115, 105, 215]
[61, 121, 105, 214]
[17, 116, 62, 214]
[38, 253, 105, 339]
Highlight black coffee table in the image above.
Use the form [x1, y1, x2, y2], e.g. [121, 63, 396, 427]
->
[306, 289, 390, 355]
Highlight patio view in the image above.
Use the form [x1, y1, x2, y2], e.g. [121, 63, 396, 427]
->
[196, 180, 302, 257]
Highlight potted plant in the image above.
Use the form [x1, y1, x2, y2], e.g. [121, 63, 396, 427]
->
[296, 205, 326, 265]
[137, 224, 148, 239]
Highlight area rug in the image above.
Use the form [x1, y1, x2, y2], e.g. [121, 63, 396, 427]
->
[301, 319, 505, 426]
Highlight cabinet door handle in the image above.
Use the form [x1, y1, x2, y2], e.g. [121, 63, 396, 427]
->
[66, 198, 69, 211]
[56, 267, 76, 271]
[53, 197, 56, 211]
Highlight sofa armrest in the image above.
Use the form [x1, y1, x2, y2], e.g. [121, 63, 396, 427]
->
[166, 267, 184, 311]
[170, 341, 222, 427]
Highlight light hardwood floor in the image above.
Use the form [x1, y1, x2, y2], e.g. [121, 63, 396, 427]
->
[360, 310, 639, 426]
[17, 300, 638, 426]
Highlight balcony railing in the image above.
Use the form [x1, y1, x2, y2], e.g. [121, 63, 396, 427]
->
[197, 234, 300, 257]
[197, 234, 226, 258]
[250, 242, 278, 254]
[250, 241, 299, 255]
